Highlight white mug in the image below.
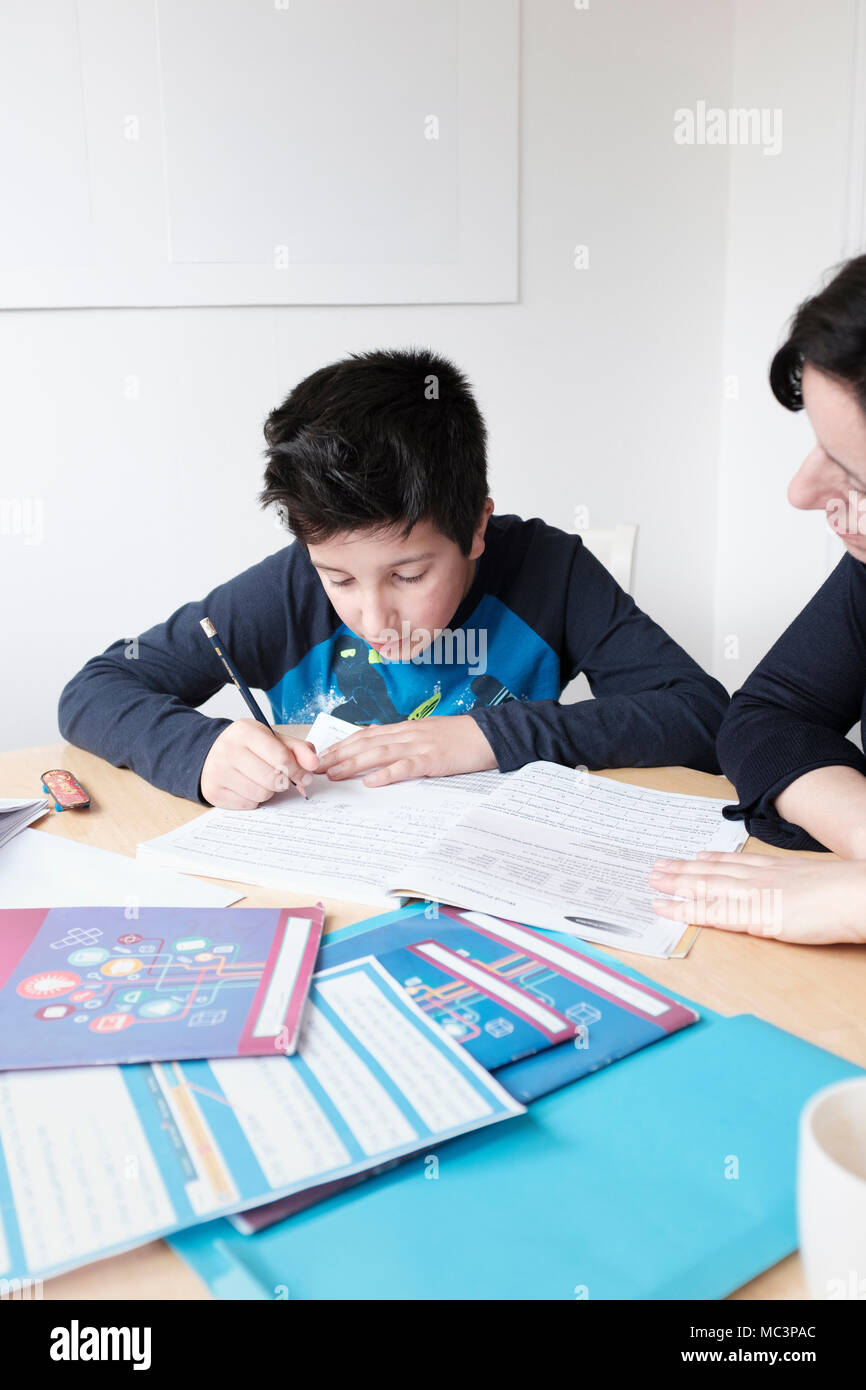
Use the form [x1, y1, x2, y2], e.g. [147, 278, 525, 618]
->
[797, 1076, 866, 1299]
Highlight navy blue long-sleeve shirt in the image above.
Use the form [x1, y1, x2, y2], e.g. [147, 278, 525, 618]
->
[58, 513, 729, 805]
[718, 553, 866, 851]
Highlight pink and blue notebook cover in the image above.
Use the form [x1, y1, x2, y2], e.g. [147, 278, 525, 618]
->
[0, 905, 324, 1067]
[169, 906, 864, 1299]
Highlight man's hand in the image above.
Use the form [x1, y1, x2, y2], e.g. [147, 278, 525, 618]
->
[315, 715, 498, 787]
[649, 851, 866, 945]
[200, 719, 319, 809]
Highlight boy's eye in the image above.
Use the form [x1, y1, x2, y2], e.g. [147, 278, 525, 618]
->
[328, 571, 425, 588]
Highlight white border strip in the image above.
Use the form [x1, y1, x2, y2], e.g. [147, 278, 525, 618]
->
[413, 940, 569, 1034]
[459, 914, 670, 1017]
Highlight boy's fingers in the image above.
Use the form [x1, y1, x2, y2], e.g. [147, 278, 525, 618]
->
[223, 764, 281, 804]
[363, 757, 417, 787]
[232, 744, 295, 794]
[213, 787, 262, 811]
[326, 745, 393, 779]
[318, 725, 411, 766]
[273, 739, 322, 772]
[286, 739, 320, 772]
[245, 722, 302, 771]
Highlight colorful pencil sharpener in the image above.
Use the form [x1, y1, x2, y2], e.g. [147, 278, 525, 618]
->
[41, 768, 91, 812]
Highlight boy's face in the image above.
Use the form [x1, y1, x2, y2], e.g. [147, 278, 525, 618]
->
[307, 502, 493, 661]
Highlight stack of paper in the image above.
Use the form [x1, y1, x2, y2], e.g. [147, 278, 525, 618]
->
[0, 828, 244, 908]
[0, 795, 49, 849]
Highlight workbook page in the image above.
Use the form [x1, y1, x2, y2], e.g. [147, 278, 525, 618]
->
[388, 764, 747, 958]
[136, 768, 504, 906]
[481, 763, 746, 862]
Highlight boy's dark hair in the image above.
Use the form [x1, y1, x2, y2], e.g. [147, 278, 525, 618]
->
[770, 255, 866, 413]
[259, 347, 489, 554]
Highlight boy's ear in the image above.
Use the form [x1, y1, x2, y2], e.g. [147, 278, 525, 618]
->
[469, 498, 495, 559]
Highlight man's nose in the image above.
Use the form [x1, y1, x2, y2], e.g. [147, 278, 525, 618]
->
[787, 448, 840, 511]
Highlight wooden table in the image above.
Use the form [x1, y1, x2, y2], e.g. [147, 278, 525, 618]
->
[3, 738, 864, 1301]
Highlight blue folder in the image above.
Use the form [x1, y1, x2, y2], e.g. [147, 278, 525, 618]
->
[170, 919, 863, 1300]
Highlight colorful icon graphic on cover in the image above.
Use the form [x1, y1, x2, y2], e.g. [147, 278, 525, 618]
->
[0, 906, 326, 1067]
[67, 947, 109, 967]
[17, 971, 81, 999]
[89, 1012, 134, 1033]
[100, 957, 143, 977]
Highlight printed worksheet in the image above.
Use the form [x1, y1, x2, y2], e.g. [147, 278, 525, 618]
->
[137, 713, 504, 905]
[387, 764, 747, 957]
[0, 956, 522, 1282]
[136, 719, 745, 955]
[474, 763, 746, 864]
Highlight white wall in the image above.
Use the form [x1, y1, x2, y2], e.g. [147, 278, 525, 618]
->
[6, 1, 862, 751]
[1, 0, 736, 751]
[712, 0, 862, 692]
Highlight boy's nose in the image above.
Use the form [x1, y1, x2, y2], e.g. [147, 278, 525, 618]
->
[787, 447, 839, 512]
[362, 597, 398, 639]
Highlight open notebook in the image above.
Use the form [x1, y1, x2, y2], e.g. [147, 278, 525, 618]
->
[137, 714, 746, 958]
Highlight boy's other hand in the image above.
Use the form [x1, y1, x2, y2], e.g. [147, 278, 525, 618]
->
[315, 715, 497, 787]
[200, 719, 318, 809]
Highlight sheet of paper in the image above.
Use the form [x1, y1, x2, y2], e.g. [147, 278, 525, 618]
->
[388, 765, 747, 958]
[477, 763, 747, 862]
[0, 829, 244, 908]
[137, 765, 504, 906]
[304, 710, 363, 756]
[0, 796, 50, 849]
[0, 956, 523, 1281]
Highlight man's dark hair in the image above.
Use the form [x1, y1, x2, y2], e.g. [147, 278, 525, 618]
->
[770, 254, 866, 413]
[259, 347, 489, 554]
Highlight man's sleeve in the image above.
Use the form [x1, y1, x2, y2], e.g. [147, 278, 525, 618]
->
[468, 531, 730, 774]
[716, 556, 866, 851]
[57, 544, 323, 805]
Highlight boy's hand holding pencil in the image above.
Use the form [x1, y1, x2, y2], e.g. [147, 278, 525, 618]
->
[199, 718, 317, 810]
[198, 616, 316, 809]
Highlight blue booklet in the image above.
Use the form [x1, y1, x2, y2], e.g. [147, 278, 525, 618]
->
[233, 904, 698, 1231]
[319, 905, 698, 1101]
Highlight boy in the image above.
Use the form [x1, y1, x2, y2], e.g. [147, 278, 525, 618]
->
[58, 348, 729, 808]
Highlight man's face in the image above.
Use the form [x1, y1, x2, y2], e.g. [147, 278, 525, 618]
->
[307, 504, 493, 660]
[792, 363, 866, 560]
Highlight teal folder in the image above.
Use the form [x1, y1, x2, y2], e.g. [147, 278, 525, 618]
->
[170, 928, 863, 1300]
